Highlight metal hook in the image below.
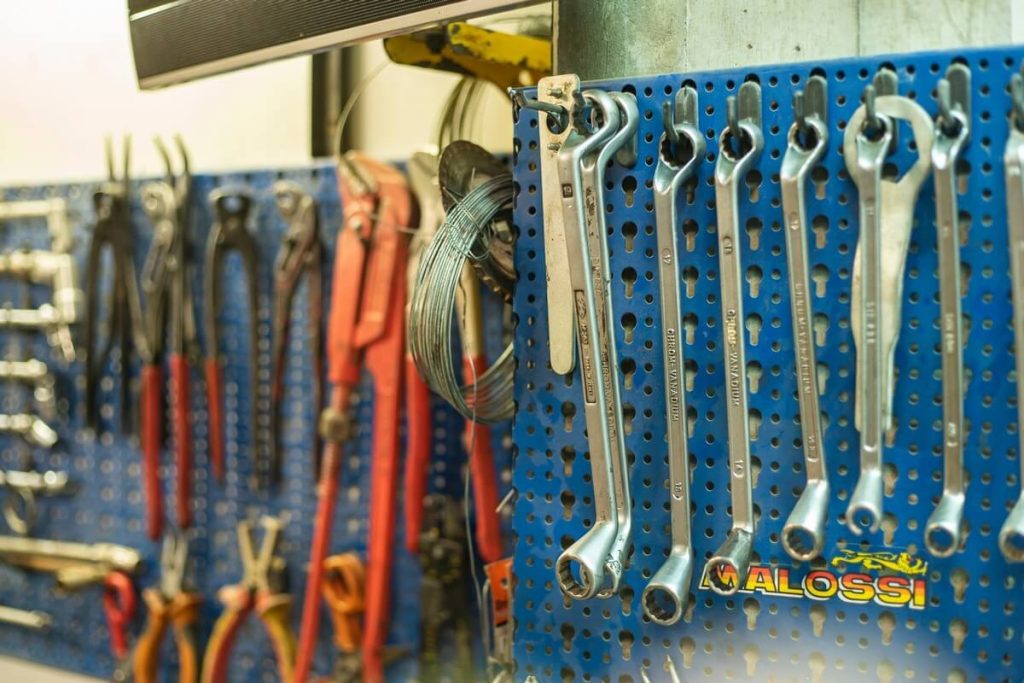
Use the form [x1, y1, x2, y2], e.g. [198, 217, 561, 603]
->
[726, 95, 740, 141]
[662, 100, 680, 147]
[508, 88, 570, 133]
[864, 84, 879, 131]
[793, 90, 807, 133]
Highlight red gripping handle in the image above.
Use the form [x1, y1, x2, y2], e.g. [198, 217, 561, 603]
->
[403, 355, 432, 554]
[170, 354, 192, 529]
[205, 357, 225, 484]
[103, 571, 137, 661]
[464, 354, 503, 564]
[141, 364, 164, 540]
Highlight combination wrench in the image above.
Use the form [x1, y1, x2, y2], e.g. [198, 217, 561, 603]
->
[706, 82, 762, 596]
[1000, 73, 1024, 562]
[780, 76, 831, 561]
[642, 85, 703, 624]
[925, 66, 971, 557]
[845, 90, 933, 533]
[553, 90, 625, 599]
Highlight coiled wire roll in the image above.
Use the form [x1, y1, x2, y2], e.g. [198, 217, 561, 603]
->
[408, 174, 514, 423]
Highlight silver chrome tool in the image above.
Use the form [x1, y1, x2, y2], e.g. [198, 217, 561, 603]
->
[0, 604, 52, 631]
[1000, 72, 1024, 562]
[642, 85, 704, 624]
[706, 82, 763, 596]
[552, 89, 624, 599]
[0, 469, 73, 536]
[780, 75, 831, 561]
[845, 88, 933, 534]
[585, 90, 638, 599]
[925, 65, 971, 558]
[0, 413, 57, 448]
[0, 536, 141, 589]
[0, 198, 72, 254]
[0, 359, 55, 419]
[536, 75, 581, 375]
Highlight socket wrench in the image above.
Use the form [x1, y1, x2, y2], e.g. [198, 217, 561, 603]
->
[780, 77, 831, 561]
[846, 93, 933, 534]
[642, 85, 703, 624]
[706, 84, 763, 595]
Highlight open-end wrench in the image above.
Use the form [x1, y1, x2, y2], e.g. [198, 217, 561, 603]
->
[706, 83, 763, 596]
[780, 76, 831, 561]
[846, 92, 933, 534]
[1000, 74, 1024, 562]
[642, 85, 703, 624]
[553, 90, 623, 600]
[584, 91, 638, 599]
[925, 67, 971, 558]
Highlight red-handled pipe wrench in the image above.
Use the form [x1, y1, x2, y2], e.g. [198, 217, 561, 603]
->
[402, 152, 503, 563]
[140, 136, 199, 532]
[293, 152, 412, 683]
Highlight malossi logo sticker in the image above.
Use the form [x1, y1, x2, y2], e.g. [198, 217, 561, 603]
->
[698, 548, 928, 610]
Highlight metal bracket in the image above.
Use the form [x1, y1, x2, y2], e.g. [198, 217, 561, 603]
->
[0, 199, 72, 254]
[737, 80, 763, 129]
[799, 74, 828, 129]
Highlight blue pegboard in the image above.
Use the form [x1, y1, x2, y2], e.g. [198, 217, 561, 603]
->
[512, 46, 1024, 681]
[0, 162, 512, 681]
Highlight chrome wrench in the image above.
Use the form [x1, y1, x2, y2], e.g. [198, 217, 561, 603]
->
[925, 67, 971, 557]
[846, 92, 933, 534]
[553, 91, 624, 599]
[706, 83, 762, 595]
[780, 76, 831, 561]
[581, 91, 638, 599]
[1000, 73, 1024, 562]
[643, 85, 703, 624]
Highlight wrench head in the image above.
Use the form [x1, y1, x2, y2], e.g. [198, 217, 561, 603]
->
[706, 529, 753, 596]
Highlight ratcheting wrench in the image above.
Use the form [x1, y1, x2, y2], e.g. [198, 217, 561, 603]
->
[925, 67, 971, 557]
[1000, 73, 1024, 562]
[552, 89, 629, 600]
[846, 91, 933, 533]
[706, 83, 762, 596]
[642, 85, 703, 625]
[780, 76, 830, 561]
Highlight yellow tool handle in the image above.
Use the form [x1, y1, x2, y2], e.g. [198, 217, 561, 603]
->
[258, 592, 297, 683]
[170, 592, 203, 683]
[132, 588, 170, 683]
[200, 587, 252, 683]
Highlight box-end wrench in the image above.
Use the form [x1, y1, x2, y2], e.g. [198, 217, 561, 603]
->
[1000, 73, 1024, 562]
[846, 91, 933, 534]
[553, 90, 623, 600]
[925, 67, 971, 558]
[583, 91, 638, 599]
[780, 76, 831, 561]
[537, 75, 580, 375]
[706, 83, 763, 596]
[642, 85, 704, 625]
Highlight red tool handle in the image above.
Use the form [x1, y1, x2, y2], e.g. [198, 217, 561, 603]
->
[205, 357, 225, 484]
[103, 571, 137, 661]
[293, 385, 352, 683]
[200, 586, 254, 683]
[464, 355, 503, 564]
[141, 364, 164, 540]
[403, 355, 433, 554]
[361, 265, 406, 683]
[170, 354, 192, 529]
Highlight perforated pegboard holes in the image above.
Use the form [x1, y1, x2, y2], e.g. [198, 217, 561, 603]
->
[512, 47, 1024, 682]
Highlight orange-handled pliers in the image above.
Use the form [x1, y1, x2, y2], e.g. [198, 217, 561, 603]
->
[201, 515, 295, 683]
[140, 136, 199, 531]
[133, 530, 202, 683]
[293, 153, 412, 683]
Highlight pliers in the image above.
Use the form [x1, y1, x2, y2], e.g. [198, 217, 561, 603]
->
[132, 530, 202, 683]
[293, 152, 413, 683]
[140, 136, 199, 532]
[270, 181, 324, 484]
[84, 137, 147, 439]
[203, 189, 261, 486]
[201, 515, 295, 683]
